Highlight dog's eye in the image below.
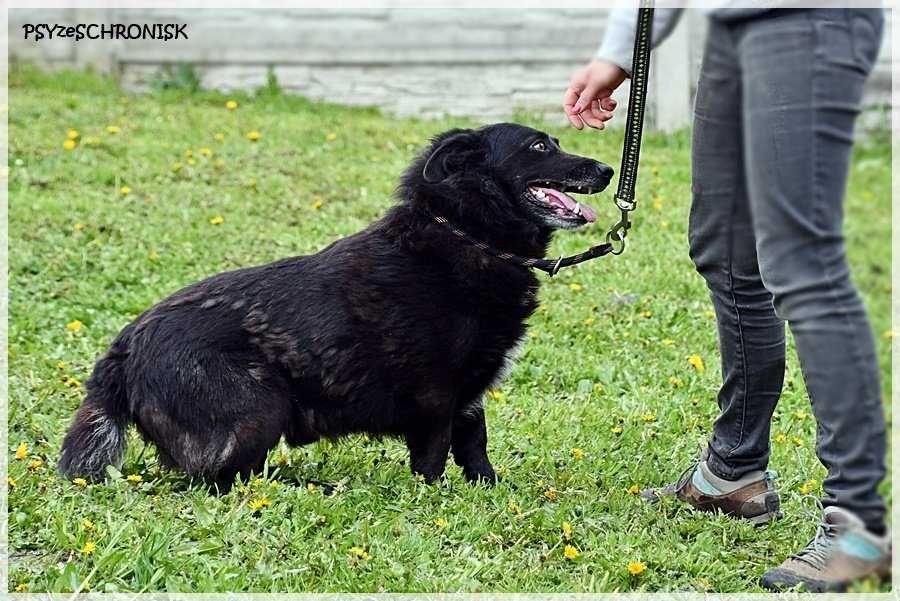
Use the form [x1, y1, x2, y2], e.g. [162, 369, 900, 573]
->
[530, 141, 548, 152]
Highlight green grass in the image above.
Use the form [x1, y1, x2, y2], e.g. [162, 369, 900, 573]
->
[8, 65, 892, 593]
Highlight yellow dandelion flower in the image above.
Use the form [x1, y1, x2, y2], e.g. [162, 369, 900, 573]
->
[7, 477, 17, 488]
[84, 136, 101, 146]
[487, 389, 505, 401]
[248, 496, 272, 511]
[641, 412, 656, 423]
[433, 517, 448, 529]
[651, 166, 659, 177]
[28, 459, 44, 471]
[661, 338, 675, 346]
[611, 425, 623, 434]
[563, 544, 579, 560]
[507, 501, 522, 515]
[74, 222, 85, 231]
[661, 221, 669, 228]
[126, 474, 142, 483]
[688, 354, 705, 372]
[569, 283, 583, 292]
[544, 488, 558, 501]
[14, 583, 28, 592]
[570, 447, 584, 460]
[883, 330, 895, 339]
[214, 159, 225, 169]
[106, 125, 120, 134]
[252, 477, 265, 488]
[82, 518, 95, 530]
[148, 250, 159, 262]
[226, 100, 238, 110]
[171, 162, 183, 173]
[668, 376, 684, 388]
[652, 196, 663, 211]
[593, 382, 603, 392]
[199, 147, 212, 157]
[311, 198, 324, 210]
[119, 186, 131, 196]
[246, 130, 261, 141]
[627, 560, 647, 575]
[704, 309, 716, 319]
[307, 482, 317, 493]
[641, 310, 652, 318]
[626, 484, 640, 495]
[214, 132, 225, 142]
[66, 320, 83, 332]
[561, 521, 573, 539]
[15, 442, 28, 460]
[64, 376, 81, 388]
[793, 410, 808, 420]
[80, 541, 96, 555]
[799, 479, 818, 495]
[349, 546, 371, 560]
[275, 454, 289, 467]
[210, 215, 224, 225]
[63, 139, 77, 151]
[247, 177, 257, 188]
[187, 158, 197, 166]
[56, 360, 67, 369]
[184, 149, 194, 158]
[774, 433, 788, 444]
[67, 129, 80, 140]
[325, 132, 338, 141]
[792, 436, 805, 448]
[73, 477, 88, 487]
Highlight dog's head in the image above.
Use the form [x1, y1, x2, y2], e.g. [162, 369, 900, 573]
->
[401, 123, 614, 236]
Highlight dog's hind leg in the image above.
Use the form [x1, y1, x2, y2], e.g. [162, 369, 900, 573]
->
[451, 402, 497, 484]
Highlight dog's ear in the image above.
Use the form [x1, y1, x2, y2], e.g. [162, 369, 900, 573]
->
[422, 131, 483, 183]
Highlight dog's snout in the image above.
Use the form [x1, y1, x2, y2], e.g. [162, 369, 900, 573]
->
[595, 162, 614, 183]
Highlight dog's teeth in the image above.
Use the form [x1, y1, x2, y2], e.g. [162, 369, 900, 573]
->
[574, 203, 582, 215]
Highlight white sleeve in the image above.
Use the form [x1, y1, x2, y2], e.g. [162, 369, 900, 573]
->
[597, 5, 684, 75]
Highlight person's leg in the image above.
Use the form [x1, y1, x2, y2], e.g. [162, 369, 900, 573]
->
[739, 8, 887, 535]
[688, 17, 787, 481]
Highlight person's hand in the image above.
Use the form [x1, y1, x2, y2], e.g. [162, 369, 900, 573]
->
[564, 59, 628, 130]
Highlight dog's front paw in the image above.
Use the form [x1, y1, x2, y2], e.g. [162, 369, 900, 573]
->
[463, 464, 498, 486]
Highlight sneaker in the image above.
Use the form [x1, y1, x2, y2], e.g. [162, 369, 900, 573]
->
[761, 505, 891, 592]
[640, 452, 781, 525]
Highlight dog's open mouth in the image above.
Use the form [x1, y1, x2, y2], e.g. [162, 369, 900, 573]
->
[527, 183, 599, 223]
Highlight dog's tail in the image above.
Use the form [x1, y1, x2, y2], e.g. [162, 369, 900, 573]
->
[58, 340, 131, 481]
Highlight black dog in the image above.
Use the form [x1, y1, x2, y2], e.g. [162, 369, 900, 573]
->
[59, 123, 613, 488]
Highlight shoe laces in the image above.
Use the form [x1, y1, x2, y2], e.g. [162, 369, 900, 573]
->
[792, 497, 840, 571]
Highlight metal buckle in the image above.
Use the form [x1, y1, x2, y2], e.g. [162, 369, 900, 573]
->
[549, 255, 564, 277]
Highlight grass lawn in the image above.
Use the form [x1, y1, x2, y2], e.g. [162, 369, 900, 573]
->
[7, 65, 892, 593]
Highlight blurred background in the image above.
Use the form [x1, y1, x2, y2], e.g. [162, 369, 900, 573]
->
[9, 7, 894, 132]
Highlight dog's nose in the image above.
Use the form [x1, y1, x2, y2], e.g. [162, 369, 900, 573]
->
[595, 162, 614, 182]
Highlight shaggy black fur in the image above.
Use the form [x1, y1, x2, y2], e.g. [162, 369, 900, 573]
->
[58, 123, 613, 489]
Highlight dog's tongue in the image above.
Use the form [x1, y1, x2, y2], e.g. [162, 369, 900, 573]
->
[541, 188, 597, 222]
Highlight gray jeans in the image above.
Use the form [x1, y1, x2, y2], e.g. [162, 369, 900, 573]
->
[689, 8, 886, 530]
